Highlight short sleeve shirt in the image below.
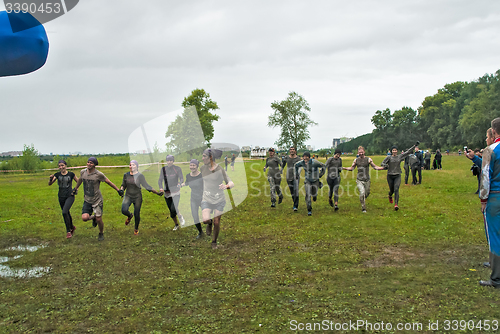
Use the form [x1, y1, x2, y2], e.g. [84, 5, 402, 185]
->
[80, 168, 107, 204]
[53, 171, 75, 198]
[200, 164, 231, 204]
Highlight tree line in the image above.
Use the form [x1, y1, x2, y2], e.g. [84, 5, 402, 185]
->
[366, 69, 500, 154]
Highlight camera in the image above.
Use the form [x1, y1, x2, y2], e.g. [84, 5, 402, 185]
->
[464, 146, 468, 152]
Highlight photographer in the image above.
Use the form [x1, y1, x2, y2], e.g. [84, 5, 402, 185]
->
[469, 149, 482, 194]
[466, 128, 494, 269]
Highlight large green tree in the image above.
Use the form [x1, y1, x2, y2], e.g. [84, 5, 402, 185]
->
[19, 144, 40, 172]
[165, 106, 206, 156]
[181, 88, 220, 145]
[418, 82, 465, 150]
[459, 71, 500, 149]
[371, 108, 394, 152]
[267, 92, 317, 149]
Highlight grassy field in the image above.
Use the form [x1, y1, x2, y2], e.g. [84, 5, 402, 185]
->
[0, 155, 499, 333]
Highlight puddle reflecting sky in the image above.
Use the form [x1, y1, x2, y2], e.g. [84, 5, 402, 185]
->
[0, 244, 51, 278]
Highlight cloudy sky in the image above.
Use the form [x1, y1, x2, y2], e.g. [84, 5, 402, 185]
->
[1, 0, 500, 155]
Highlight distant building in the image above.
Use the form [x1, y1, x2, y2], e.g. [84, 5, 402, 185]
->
[241, 146, 251, 152]
[0, 151, 22, 157]
[332, 137, 353, 149]
[306, 145, 313, 151]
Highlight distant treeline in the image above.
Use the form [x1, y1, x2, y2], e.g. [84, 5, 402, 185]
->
[344, 69, 500, 154]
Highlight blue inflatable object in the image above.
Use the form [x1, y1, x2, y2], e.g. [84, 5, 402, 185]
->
[0, 11, 49, 77]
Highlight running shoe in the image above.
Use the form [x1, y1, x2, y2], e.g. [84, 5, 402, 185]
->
[362, 209, 367, 213]
[271, 202, 276, 208]
[211, 242, 218, 249]
[388, 196, 393, 204]
[196, 233, 203, 239]
[92, 216, 97, 227]
[329, 198, 334, 207]
[278, 196, 283, 204]
[125, 214, 133, 226]
[293, 207, 298, 212]
[173, 225, 180, 231]
[334, 205, 339, 211]
[98, 233, 104, 241]
[134, 229, 139, 235]
[66, 232, 72, 239]
[206, 223, 212, 236]
[308, 211, 312, 216]
[394, 205, 399, 211]
[70, 225, 76, 235]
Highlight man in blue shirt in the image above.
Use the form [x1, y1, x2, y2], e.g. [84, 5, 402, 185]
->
[479, 119, 500, 288]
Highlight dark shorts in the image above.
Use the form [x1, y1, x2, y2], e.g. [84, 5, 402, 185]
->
[82, 200, 103, 217]
[201, 201, 225, 212]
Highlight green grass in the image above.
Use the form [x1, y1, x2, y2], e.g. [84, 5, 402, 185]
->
[0, 156, 499, 333]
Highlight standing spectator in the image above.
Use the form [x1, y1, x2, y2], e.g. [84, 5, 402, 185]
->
[294, 151, 325, 216]
[158, 155, 185, 231]
[466, 128, 495, 268]
[230, 154, 236, 171]
[435, 149, 442, 169]
[479, 118, 500, 288]
[403, 155, 410, 185]
[424, 150, 431, 170]
[342, 146, 384, 212]
[410, 146, 424, 185]
[281, 147, 301, 211]
[264, 148, 283, 207]
[471, 149, 482, 194]
[224, 155, 228, 171]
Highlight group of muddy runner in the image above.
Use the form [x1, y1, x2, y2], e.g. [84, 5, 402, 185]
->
[49, 149, 232, 249]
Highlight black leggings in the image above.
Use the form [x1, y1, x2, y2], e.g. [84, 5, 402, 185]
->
[387, 174, 401, 205]
[58, 196, 75, 232]
[191, 196, 203, 233]
[287, 179, 299, 208]
[327, 176, 341, 203]
[122, 195, 143, 230]
[164, 195, 180, 219]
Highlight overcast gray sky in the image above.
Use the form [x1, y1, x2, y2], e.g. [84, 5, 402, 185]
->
[1, 0, 500, 155]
